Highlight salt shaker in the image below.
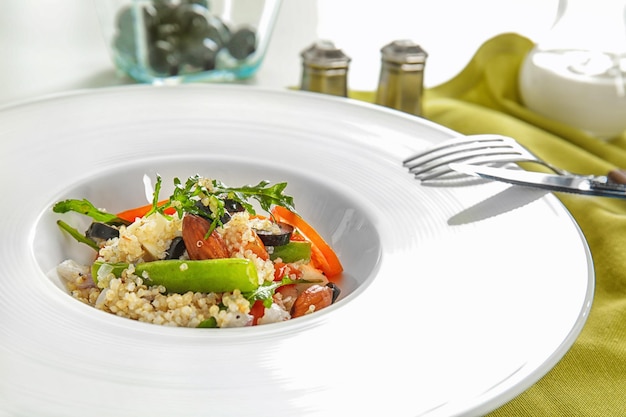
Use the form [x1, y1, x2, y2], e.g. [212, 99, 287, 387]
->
[375, 40, 428, 116]
[300, 40, 351, 97]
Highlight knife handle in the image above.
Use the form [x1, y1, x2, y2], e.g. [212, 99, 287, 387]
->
[608, 169, 626, 185]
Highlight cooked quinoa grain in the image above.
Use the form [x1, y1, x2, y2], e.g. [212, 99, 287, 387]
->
[60, 265, 251, 328]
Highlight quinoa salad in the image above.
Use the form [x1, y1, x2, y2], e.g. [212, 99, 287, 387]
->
[53, 175, 343, 328]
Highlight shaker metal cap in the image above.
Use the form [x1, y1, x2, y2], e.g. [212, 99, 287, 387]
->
[380, 40, 428, 64]
[301, 40, 351, 69]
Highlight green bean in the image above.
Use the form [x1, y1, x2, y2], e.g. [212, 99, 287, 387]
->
[92, 259, 259, 293]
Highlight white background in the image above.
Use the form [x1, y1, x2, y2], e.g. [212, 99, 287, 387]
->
[0, 0, 559, 107]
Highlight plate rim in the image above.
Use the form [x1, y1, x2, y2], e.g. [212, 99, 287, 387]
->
[0, 84, 595, 417]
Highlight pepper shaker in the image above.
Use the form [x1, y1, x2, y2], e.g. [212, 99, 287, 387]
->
[375, 40, 428, 116]
[300, 40, 351, 97]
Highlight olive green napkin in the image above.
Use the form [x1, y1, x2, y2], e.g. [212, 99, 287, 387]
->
[352, 32, 626, 415]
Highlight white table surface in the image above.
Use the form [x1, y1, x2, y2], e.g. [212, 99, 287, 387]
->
[0, 0, 558, 108]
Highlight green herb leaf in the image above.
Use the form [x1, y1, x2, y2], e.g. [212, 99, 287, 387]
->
[53, 199, 128, 225]
[197, 317, 218, 328]
[213, 180, 296, 214]
[56, 220, 99, 250]
[145, 174, 164, 218]
[244, 278, 323, 309]
[245, 277, 295, 308]
[165, 175, 296, 233]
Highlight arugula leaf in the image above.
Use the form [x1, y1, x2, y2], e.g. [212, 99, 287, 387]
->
[165, 175, 296, 234]
[213, 180, 296, 214]
[245, 278, 324, 308]
[197, 317, 218, 328]
[56, 220, 99, 250]
[53, 199, 128, 225]
[145, 174, 164, 219]
[245, 278, 296, 308]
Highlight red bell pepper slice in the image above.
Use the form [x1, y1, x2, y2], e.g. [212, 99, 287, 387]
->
[271, 206, 343, 278]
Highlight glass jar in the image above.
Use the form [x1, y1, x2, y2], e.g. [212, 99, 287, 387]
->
[518, 0, 626, 139]
[95, 0, 282, 84]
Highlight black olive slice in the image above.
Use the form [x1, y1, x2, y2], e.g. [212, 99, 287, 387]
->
[223, 199, 244, 214]
[326, 282, 341, 303]
[193, 200, 211, 215]
[220, 212, 232, 224]
[193, 200, 243, 224]
[255, 222, 293, 247]
[220, 199, 245, 224]
[85, 222, 119, 241]
[165, 236, 186, 260]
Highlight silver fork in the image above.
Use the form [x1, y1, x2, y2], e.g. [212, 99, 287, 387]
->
[403, 134, 570, 181]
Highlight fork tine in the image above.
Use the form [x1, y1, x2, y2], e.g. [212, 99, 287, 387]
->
[417, 155, 542, 181]
[404, 142, 515, 170]
[410, 147, 525, 177]
[403, 134, 515, 166]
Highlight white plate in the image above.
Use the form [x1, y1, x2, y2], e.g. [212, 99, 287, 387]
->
[0, 85, 593, 417]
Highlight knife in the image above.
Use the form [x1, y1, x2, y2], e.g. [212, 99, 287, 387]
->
[449, 163, 626, 199]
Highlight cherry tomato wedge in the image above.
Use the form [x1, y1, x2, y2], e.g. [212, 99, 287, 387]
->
[250, 300, 265, 325]
[271, 206, 343, 278]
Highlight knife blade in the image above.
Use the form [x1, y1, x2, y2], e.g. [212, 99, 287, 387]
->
[449, 163, 626, 199]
